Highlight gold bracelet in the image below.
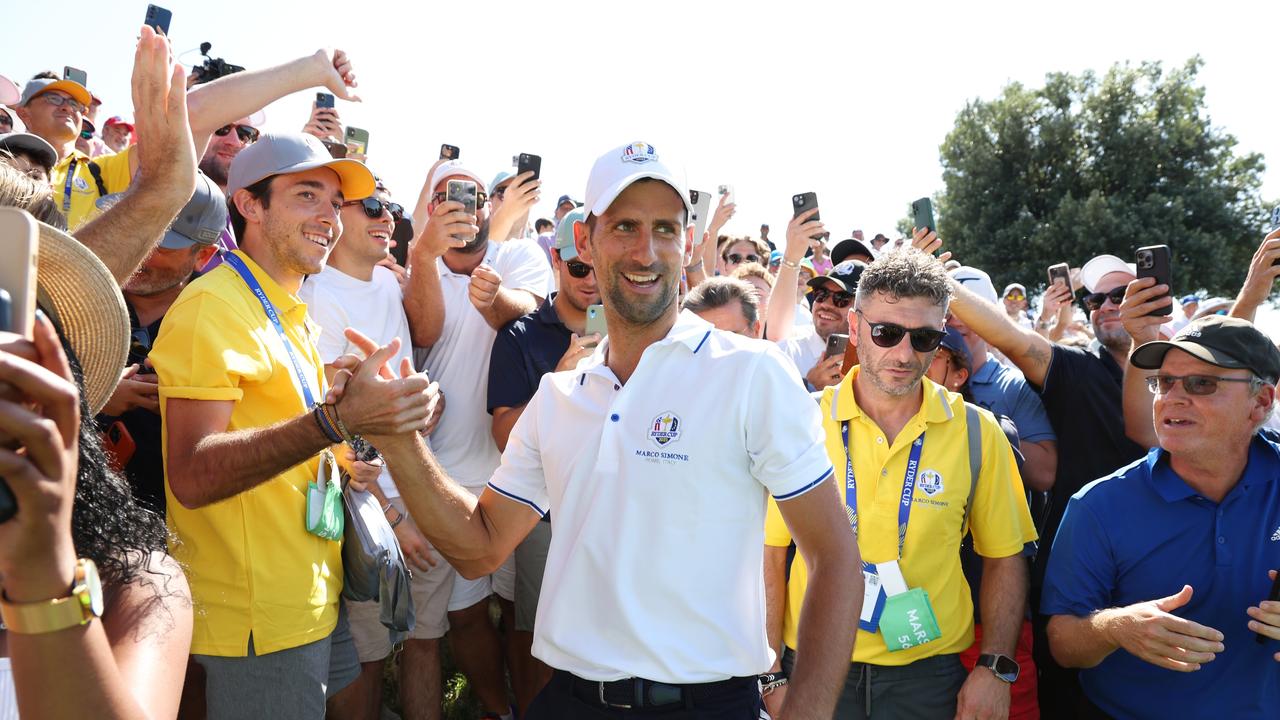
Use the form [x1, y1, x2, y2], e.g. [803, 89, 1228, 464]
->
[780, 257, 801, 270]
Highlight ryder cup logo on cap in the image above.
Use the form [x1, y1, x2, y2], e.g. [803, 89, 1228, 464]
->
[649, 412, 682, 448]
[586, 141, 693, 219]
[621, 141, 658, 164]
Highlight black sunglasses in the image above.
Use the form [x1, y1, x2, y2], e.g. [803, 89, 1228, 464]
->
[1082, 287, 1126, 312]
[1145, 374, 1262, 396]
[858, 312, 947, 352]
[343, 198, 404, 222]
[811, 287, 854, 309]
[214, 124, 259, 144]
[565, 260, 593, 279]
[724, 253, 760, 265]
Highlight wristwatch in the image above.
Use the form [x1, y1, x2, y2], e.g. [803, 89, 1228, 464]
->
[977, 653, 1020, 683]
[0, 559, 104, 634]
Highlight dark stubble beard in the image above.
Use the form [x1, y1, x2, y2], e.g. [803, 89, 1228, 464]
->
[856, 341, 930, 397]
[601, 268, 677, 327]
[453, 217, 491, 255]
[198, 153, 230, 189]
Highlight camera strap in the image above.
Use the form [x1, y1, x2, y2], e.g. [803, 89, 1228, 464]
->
[223, 252, 320, 408]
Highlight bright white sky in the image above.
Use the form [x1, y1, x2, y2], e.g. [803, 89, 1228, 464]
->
[4, 0, 1279, 258]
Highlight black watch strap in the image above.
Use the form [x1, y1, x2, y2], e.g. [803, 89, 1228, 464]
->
[977, 653, 1019, 683]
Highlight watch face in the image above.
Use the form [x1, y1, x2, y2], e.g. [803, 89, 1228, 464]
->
[982, 654, 1019, 683]
[82, 559, 105, 617]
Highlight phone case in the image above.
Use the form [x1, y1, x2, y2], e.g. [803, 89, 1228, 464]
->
[1135, 245, 1172, 317]
[315, 93, 335, 109]
[145, 5, 172, 34]
[585, 305, 608, 338]
[517, 154, 541, 183]
[440, 144, 459, 160]
[911, 198, 935, 233]
[447, 180, 478, 215]
[1047, 263, 1071, 291]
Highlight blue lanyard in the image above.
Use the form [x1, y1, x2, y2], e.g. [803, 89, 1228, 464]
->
[62, 158, 77, 212]
[222, 252, 317, 408]
[841, 421, 925, 558]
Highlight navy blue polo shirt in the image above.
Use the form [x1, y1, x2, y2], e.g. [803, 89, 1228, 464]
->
[1041, 434, 1280, 719]
[487, 294, 574, 415]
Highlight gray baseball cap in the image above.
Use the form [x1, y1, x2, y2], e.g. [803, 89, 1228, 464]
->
[161, 171, 228, 249]
[226, 132, 375, 199]
[0, 132, 57, 172]
[19, 77, 92, 108]
[554, 207, 587, 261]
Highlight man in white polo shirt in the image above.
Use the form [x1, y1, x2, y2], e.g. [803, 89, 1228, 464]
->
[409, 159, 552, 719]
[355, 141, 861, 719]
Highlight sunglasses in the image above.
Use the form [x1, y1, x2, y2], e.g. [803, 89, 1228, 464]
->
[343, 198, 404, 222]
[811, 287, 854, 308]
[430, 190, 489, 206]
[724, 253, 760, 265]
[1145, 374, 1261, 396]
[858, 312, 947, 352]
[565, 260, 593, 279]
[214, 124, 260, 144]
[0, 114, 12, 127]
[1004, 292, 1026, 302]
[1082, 287, 1127, 312]
[39, 92, 86, 114]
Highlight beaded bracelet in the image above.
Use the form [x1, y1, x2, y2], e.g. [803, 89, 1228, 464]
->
[312, 405, 343, 443]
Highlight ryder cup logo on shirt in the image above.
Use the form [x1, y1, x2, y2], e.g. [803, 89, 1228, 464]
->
[621, 141, 658, 164]
[918, 469, 944, 496]
[649, 412, 682, 447]
[73, 176, 90, 192]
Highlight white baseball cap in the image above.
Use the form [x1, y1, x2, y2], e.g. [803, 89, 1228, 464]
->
[429, 159, 486, 193]
[584, 141, 692, 221]
[1079, 254, 1136, 293]
[952, 266, 998, 305]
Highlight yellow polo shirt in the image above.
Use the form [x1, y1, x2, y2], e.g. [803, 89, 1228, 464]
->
[765, 368, 1036, 666]
[150, 250, 341, 657]
[50, 146, 134, 231]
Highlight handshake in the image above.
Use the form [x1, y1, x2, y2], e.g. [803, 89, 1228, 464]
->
[320, 328, 442, 442]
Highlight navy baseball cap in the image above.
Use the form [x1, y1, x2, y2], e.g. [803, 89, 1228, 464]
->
[807, 260, 867, 294]
[161, 172, 228, 249]
[1130, 315, 1280, 385]
[939, 327, 973, 371]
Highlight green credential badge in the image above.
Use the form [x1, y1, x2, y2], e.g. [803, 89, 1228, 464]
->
[878, 587, 942, 652]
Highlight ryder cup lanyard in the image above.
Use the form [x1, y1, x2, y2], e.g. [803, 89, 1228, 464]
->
[62, 158, 78, 212]
[841, 421, 925, 559]
[222, 252, 318, 407]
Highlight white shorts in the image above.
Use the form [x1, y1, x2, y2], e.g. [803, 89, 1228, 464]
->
[447, 485, 515, 612]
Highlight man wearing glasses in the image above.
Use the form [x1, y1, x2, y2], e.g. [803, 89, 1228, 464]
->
[406, 158, 553, 720]
[765, 249, 1036, 720]
[778, 260, 863, 391]
[1042, 315, 1280, 720]
[486, 206, 601, 716]
[943, 249, 1149, 717]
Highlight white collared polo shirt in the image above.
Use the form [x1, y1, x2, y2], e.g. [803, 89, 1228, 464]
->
[487, 310, 833, 683]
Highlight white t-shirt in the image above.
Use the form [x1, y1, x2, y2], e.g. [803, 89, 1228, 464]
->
[777, 326, 827, 387]
[300, 264, 414, 498]
[415, 241, 553, 488]
[488, 310, 833, 683]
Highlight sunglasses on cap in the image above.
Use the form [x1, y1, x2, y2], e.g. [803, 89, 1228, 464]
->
[858, 311, 947, 352]
[343, 198, 404, 222]
[1082, 286, 1127, 312]
[1145, 374, 1262, 396]
[214, 124, 259, 144]
[724, 253, 760, 265]
[811, 287, 854, 309]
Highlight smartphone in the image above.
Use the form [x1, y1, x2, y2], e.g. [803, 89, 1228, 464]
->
[1269, 206, 1280, 268]
[446, 180, 478, 243]
[1135, 245, 1172, 317]
[321, 139, 348, 159]
[1257, 572, 1280, 644]
[718, 184, 735, 206]
[690, 189, 712, 247]
[63, 66, 88, 88]
[440, 144, 460, 161]
[517, 153, 542, 186]
[825, 333, 849, 359]
[0, 208, 39, 339]
[792, 192, 822, 240]
[144, 4, 172, 34]
[390, 216, 413, 266]
[1047, 262, 1072, 292]
[585, 304, 608, 340]
[315, 92, 335, 109]
[103, 421, 137, 473]
[344, 126, 369, 156]
[911, 197, 935, 234]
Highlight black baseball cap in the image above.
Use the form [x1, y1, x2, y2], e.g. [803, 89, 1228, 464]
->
[807, 260, 867, 294]
[1130, 315, 1280, 384]
[831, 238, 876, 266]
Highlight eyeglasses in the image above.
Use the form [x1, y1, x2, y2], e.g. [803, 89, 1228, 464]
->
[565, 260, 593, 279]
[492, 186, 507, 200]
[343, 198, 404, 222]
[724, 253, 760, 265]
[39, 92, 86, 114]
[214, 124, 260, 144]
[810, 287, 854, 309]
[1082, 287, 1127, 312]
[1145, 374, 1262, 396]
[430, 191, 489, 206]
[1004, 292, 1026, 302]
[858, 312, 948, 352]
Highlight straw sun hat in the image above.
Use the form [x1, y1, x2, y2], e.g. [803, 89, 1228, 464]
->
[33, 220, 129, 415]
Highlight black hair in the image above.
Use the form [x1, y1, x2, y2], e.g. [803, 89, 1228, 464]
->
[535, 218, 554, 232]
[227, 175, 274, 241]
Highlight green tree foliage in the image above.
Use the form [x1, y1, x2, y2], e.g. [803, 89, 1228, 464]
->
[938, 58, 1269, 297]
